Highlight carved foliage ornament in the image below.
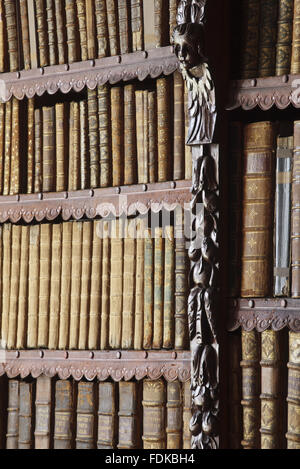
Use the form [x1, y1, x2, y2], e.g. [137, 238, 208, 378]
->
[173, 0, 219, 450]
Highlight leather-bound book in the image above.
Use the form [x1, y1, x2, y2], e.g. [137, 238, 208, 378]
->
[157, 77, 171, 182]
[260, 330, 283, 449]
[143, 0, 155, 50]
[38, 224, 52, 348]
[4, 0, 19, 71]
[88, 221, 102, 351]
[7, 225, 21, 350]
[48, 224, 62, 350]
[86, 0, 96, 60]
[109, 219, 123, 349]
[77, 0, 88, 61]
[154, 0, 168, 47]
[174, 208, 188, 350]
[34, 108, 43, 194]
[118, 382, 141, 449]
[18, 382, 34, 449]
[2, 224, 12, 348]
[167, 381, 182, 449]
[69, 222, 83, 350]
[258, 0, 278, 77]
[16, 226, 29, 349]
[27, 99, 35, 194]
[0, 104, 5, 194]
[80, 100, 89, 190]
[118, 0, 130, 54]
[54, 380, 75, 449]
[122, 225, 136, 350]
[240, 0, 260, 79]
[131, 0, 143, 51]
[173, 72, 185, 181]
[111, 87, 124, 187]
[143, 90, 149, 182]
[241, 121, 276, 298]
[291, 121, 300, 297]
[35, 376, 52, 449]
[27, 0, 38, 69]
[54, 0, 67, 64]
[35, 0, 49, 67]
[76, 382, 96, 449]
[3, 101, 12, 196]
[97, 382, 117, 449]
[148, 90, 157, 183]
[79, 221, 92, 350]
[241, 330, 260, 449]
[136, 90, 147, 184]
[286, 331, 300, 449]
[291, 0, 300, 73]
[163, 226, 175, 350]
[153, 227, 164, 349]
[124, 84, 137, 186]
[98, 85, 111, 188]
[169, 0, 179, 42]
[184, 83, 192, 180]
[95, 0, 109, 58]
[142, 379, 166, 449]
[228, 332, 242, 449]
[46, 0, 57, 65]
[42, 106, 56, 193]
[274, 134, 293, 297]
[68, 101, 80, 191]
[10, 98, 20, 196]
[6, 380, 19, 449]
[182, 380, 192, 449]
[20, 0, 31, 69]
[88, 89, 100, 188]
[55, 102, 68, 192]
[65, 0, 79, 63]
[0, 0, 5, 72]
[134, 220, 144, 350]
[58, 222, 72, 350]
[143, 228, 153, 350]
[276, 0, 294, 75]
[100, 220, 110, 350]
[106, 0, 119, 56]
[27, 225, 40, 349]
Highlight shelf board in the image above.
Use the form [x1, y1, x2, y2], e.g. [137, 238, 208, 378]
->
[0, 47, 178, 102]
[228, 297, 300, 332]
[0, 349, 191, 383]
[227, 74, 300, 111]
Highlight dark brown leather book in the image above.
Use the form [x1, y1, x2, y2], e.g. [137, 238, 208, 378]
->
[258, 0, 278, 77]
[18, 382, 34, 449]
[54, 380, 75, 449]
[4, 0, 19, 71]
[118, 382, 141, 449]
[166, 381, 182, 449]
[34, 376, 52, 449]
[142, 379, 166, 449]
[240, 0, 260, 78]
[35, 0, 49, 67]
[6, 380, 19, 449]
[291, 121, 300, 297]
[10, 98, 20, 196]
[97, 382, 117, 449]
[286, 331, 300, 449]
[275, 0, 293, 75]
[76, 382, 96, 449]
[291, 0, 300, 73]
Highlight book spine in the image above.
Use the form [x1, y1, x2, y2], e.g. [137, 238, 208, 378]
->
[228, 332, 242, 449]
[54, 0, 67, 64]
[35, 376, 52, 449]
[35, 0, 49, 67]
[95, 0, 108, 58]
[42, 106, 56, 193]
[27, 0, 38, 68]
[241, 121, 276, 297]
[80, 99, 88, 190]
[157, 77, 171, 182]
[1, 224, 12, 348]
[69, 222, 83, 350]
[291, 0, 300, 73]
[38, 224, 52, 348]
[241, 330, 260, 449]
[54, 380, 74, 449]
[65, 0, 79, 63]
[169, 0, 179, 42]
[240, 0, 260, 79]
[88, 221, 102, 350]
[124, 84, 137, 186]
[27, 99, 35, 194]
[34, 108, 43, 194]
[154, 0, 167, 47]
[20, 0, 31, 69]
[143, 90, 149, 183]
[286, 331, 300, 449]
[291, 121, 300, 297]
[109, 219, 123, 349]
[184, 83, 192, 180]
[27, 225, 40, 349]
[77, 0, 88, 61]
[0, 0, 5, 72]
[163, 226, 175, 349]
[143, 228, 153, 349]
[135, 90, 146, 184]
[153, 227, 164, 349]
[88, 89, 100, 188]
[142, 0, 155, 50]
[121, 225, 136, 349]
[55, 102, 67, 192]
[142, 379, 166, 449]
[173, 71, 184, 181]
[58, 222, 72, 350]
[6, 380, 19, 449]
[3, 101, 12, 196]
[7, 225, 21, 350]
[276, 0, 294, 75]
[18, 382, 33, 449]
[166, 381, 182, 449]
[76, 382, 96, 449]
[0, 103, 5, 194]
[182, 380, 191, 449]
[79, 221, 93, 350]
[106, 0, 119, 56]
[16, 226, 30, 349]
[100, 221, 110, 349]
[97, 382, 117, 449]
[86, 0, 96, 59]
[4, 0, 19, 71]
[111, 86, 124, 187]
[68, 101, 75, 191]
[48, 223, 62, 350]
[131, 0, 143, 51]
[274, 135, 293, 297]
[258, 0, 278, 77]
[98, 84, 111, 188]
[134, 221, 144, 350]
[68, 101, 80, 191]
[118, 0, 130, 54]
[118, 382, 140, 449]
[46, 0, 57, 65]
[148, 90, 157, 183]
[10, 98, 20, 196]
[174, 208, 188, 350]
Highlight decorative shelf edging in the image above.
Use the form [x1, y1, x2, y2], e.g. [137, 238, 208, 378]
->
[0, 350, 191, 383]
[227, 74, 300, 111]
[0, 47, 178, 103]
[228, 298, 300, 332]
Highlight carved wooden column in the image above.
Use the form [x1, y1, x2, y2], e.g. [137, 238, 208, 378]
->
[173, 0, 219, 449]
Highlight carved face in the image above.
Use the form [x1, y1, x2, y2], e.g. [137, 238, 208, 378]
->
[172, 23, 206, 70]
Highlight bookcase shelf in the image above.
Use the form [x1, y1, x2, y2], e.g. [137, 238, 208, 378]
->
[0, 46, 178, 103]
[228, 297, 300, 333]
[0, 349, 191, 383]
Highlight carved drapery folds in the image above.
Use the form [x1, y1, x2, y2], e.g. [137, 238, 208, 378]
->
[173, 0, 219, 449]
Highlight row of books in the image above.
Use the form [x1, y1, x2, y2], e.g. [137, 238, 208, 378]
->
[0, 216, 189, 351]
[3, 376, 192, 450]
[0, 75, 191, 196]
[0, 0, 179, 73]
[228, 118, 300, 299]
[234, 0, 300, 79]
